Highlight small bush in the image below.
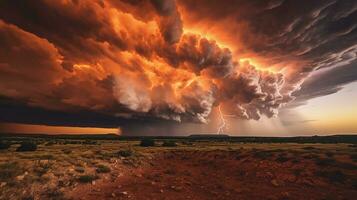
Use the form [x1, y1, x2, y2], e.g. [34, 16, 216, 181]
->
[162, 140, 177, 147]
[117, 149, 134, 157]
[78, 175, 99, 183]
[16, 142, 37, 152]
[336, 162, 356, 170]
[82, 140, 97, 145]
[302, 146, 315, 150]
[45, 141, 56, 146]
[314, 158, 336, 166]
[253, 151, 272, 159]
[325, 152, 334, 158]
[293, 169, 303, 176]
[37, 154, 54, 160]
[62, 149, 72, 154]
[276, 154, 290, 163]
[0, 141, 11, 150]
[303, 153, 319, 159]
[96, 165, 110, 173]
[34, 162, 51, 176]
[140, 139, 155, 147]
[315, 170, 346, 183]
[44, 188, 64, 199]
[75, 167, 85, 173]
[181, 141, 193, 145]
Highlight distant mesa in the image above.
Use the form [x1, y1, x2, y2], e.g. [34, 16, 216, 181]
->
[189, 134, 230, 138]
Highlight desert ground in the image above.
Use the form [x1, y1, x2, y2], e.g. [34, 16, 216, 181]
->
[0, 137, 356, 200]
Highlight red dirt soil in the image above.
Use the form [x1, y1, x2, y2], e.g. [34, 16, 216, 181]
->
[69, 150, 357, 200]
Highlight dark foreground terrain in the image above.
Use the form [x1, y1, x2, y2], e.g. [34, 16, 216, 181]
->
[0, 135, 356, 200]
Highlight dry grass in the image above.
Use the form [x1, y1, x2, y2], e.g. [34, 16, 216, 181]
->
[0, 140, 355, 199]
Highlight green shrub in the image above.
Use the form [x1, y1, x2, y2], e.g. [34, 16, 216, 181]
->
[45, 141, 56, 146]
[78, 175, 99, 183]
[96, 164, 110, 173]
[117, 149, 133, 157]
[303, 154, 319, 159]
[253, 151, 272, 159]
[82, 140, 97, 145]
[276, 154, 290, 163]
[64, 140, 82, 145]
[162, 140, 177, 147]
[0, 141, 11, 150]
[314, 158, 336, 166]
[335, 162, 356, 170]
[181, 141, 193, 145]
[140, 139, 155, 147]
[315, 170, 346, 183]
[16, 142, 37, 152]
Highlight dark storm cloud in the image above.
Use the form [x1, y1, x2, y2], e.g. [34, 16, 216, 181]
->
[151, 0, 183, 44]
[292, 60, 357, 105]
[179, 0, 357, 105]
[0, 19, 68, 108]
[0, 96, 174, 129]
[179, 0, 357, 66]
[0, 0, 356, 134]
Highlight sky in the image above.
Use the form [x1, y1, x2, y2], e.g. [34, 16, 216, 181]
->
[0, 0, 356, 136]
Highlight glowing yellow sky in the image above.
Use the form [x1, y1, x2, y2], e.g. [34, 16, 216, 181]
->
[0, 123, 119, 135]
[295, 82, 357, 134]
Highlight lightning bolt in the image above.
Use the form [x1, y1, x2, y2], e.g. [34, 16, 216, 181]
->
[217, 105, 227, 135]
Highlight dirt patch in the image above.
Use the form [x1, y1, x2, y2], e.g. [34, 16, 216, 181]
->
[69, 149, 357, 200]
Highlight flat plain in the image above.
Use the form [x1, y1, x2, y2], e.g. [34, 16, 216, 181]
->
[0, 136, 356, 200]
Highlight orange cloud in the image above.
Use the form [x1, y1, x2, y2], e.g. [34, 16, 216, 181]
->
[2, 0, 346, 131]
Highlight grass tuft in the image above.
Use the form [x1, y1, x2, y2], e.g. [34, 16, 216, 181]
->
[117, 149, 134, 157]
[140, 139, 155, 147]
[16, 142, 37, 152]
[78, 174, 99, 183]
[253, 151, 272, 159]
[315, 170, 346, 183]
[96, 164, 111, 173]
[302, 146, 315, 150]
[75, 167, 85, 173]
[162, 140, 177, 147]
[314, 158, 336, 166]
[276, 154, 290, 163]
[62, 149, 72, 154]
[0, 141, 11, 150]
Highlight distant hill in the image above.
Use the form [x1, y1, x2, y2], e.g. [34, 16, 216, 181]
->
[189, 134, 230, 138]
[0, 133, 356, 143]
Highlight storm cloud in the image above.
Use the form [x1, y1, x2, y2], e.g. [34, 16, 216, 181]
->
[0, 0, 356, 134]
